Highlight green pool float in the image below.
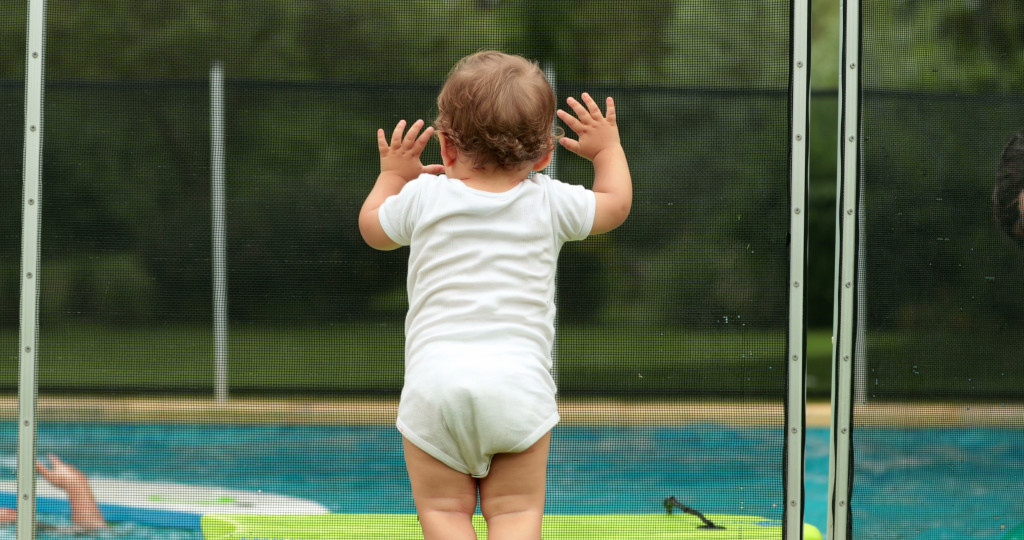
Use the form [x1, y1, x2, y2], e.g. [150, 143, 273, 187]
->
[203, 509, 823, 539]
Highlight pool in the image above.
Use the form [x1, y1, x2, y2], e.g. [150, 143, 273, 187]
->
[846, 427, 1024, 539]
[0, 422, 795, 538]
[1, 422, 1020, 539]
[806, 426, 1024, 539]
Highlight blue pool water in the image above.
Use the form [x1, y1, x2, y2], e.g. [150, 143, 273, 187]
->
[1, 422, 1021, 539]
[0, 422, 797, 539]
[847, 427, 1024, 539]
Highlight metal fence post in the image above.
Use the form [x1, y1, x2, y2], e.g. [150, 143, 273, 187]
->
[17, 0, 47, 537]
[786, 0, 812, 537]
[828, 0, 861, 537]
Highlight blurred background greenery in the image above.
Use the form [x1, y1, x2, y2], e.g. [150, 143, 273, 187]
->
[1, 0, 1022, 399]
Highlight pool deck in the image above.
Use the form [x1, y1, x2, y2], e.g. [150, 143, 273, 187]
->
[1, 397, 1020, 427]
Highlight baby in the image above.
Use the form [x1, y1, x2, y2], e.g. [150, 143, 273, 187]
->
[359, 50, 631, 539]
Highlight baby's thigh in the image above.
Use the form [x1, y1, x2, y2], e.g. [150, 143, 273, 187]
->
[402, 437, 478, 513]
[478, 432, 551, 517]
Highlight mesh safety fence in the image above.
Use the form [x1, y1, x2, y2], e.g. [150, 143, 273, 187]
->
[843, 0, 1024, 538]
[3, 1, 802, 538]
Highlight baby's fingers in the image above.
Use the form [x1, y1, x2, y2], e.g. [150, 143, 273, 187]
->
[565, 95, 592, 120]
[380, 119, 432, 156]
[580, 92, 604, 118]
[557, 108, 583, 132]
[389, 119, 408, 148]
[604, 97, 616, 125]
[403, 119, 426, 146]
[558, 136, 581, 155]
[411, 124, 434, 153]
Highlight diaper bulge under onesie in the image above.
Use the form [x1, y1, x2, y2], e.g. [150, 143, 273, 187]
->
[396, 351, 559, 478]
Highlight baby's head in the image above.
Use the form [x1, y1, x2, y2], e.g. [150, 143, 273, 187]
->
[993, 130, 1024, 245]
[435, 51, 556, 170]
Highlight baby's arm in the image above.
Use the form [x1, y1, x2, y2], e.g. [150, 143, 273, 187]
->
[359, 119, 443, 250]
[557, 93, 632, 235]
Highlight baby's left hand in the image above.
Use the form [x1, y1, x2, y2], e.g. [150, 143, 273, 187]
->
[557, 93, 622, 162]
[377, 119, 444, 181]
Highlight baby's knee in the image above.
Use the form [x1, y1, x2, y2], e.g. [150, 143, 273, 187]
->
[480, 492, 544, 521]
[480, 505, 543, 539]
[416, 507, 480, 540]
[415, 491, 480, 535]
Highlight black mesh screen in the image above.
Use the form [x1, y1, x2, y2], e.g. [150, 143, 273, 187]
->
[851, 0, 1024, 537]
[3, 2, 800, 538]
[1, 3, 26, 333]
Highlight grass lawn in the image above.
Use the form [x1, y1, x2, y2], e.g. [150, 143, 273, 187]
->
[1, 323, 834, 397]
[806, 328, 833, 397]
[5, 323, 1018, 400]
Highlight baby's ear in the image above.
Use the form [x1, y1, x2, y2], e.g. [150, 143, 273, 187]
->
[532, 148, 554, 171]
[438, 133, 458, 166]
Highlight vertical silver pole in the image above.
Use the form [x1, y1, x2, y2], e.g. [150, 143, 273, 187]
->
[211, 62, 229, 402]
[786, 0, 811, 537]
[18, 0, 47, 538]
[828, 0, 860, 536]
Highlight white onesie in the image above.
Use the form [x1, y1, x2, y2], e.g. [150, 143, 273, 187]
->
[377, 173, 595, 477]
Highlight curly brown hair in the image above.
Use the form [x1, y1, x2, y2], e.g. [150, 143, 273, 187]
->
[435, 51, 557, 170]
[993, 130, 1024, 245]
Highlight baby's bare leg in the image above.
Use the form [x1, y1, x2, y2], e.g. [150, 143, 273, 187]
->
[402, 437, 479, 539]
[479, 433, 551, 540]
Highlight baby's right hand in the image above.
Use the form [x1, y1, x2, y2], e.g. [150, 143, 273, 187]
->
[377, 119, 443, 181]
[557, 93, 622, 161]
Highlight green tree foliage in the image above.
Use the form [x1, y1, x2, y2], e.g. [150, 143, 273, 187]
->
[3, 0, 796, 329]
[864, 0, 1024, 92]
[4, 0, 1021, 335]
[0, 3, 24, 78]
[665, 1, 791, 88]
[508, 0, 677, 84]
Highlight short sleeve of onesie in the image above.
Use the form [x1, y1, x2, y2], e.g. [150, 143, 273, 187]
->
[538, 174, 596, 243]
[377, 175, 428, 246]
